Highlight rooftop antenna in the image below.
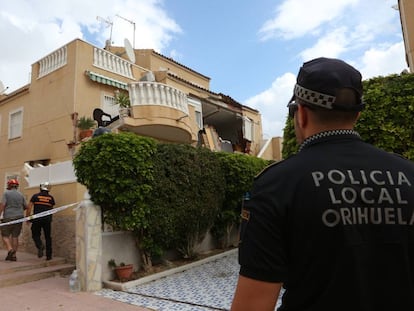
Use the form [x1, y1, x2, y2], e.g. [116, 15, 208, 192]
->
[96, 16, 114, 47]
[116, 14, 136, 48]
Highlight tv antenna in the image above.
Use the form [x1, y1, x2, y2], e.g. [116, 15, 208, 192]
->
[0, 80, 8, 95]
[96, 16, 113, 47]
[116, 14, 136, 48]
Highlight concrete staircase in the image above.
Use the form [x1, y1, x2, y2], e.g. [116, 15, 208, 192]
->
[0, 250, 75, 288]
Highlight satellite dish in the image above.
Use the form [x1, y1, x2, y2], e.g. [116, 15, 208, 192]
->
[124, 38, 136, 63]
[0, 80, 8, 95]
[139, 71, 155, 82]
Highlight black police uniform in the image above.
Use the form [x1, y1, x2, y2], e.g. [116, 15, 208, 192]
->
[238, 130, 414, 311]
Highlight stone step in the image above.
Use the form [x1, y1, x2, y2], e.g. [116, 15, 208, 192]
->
[0, 251, 75, 288]
[0, 263, 75, 288]
[0, 257, 67, 275]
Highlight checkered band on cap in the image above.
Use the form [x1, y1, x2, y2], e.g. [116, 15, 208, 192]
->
[294, 84, 336, 109]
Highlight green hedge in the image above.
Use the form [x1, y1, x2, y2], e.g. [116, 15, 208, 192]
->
[73, 132, 156, 231]
[356, 73, 414, 160]
[212, 152, 271, 247]
[73, 132, 269, 265]
[148, 143, 225, 259]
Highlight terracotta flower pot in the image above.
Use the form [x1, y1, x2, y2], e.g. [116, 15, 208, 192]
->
[114, 264, 133, 281]
[79, 129, 93, 140]
[119, 107, 130, 118]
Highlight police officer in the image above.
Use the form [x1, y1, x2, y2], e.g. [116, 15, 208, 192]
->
[231, 57, 414, 311]
[27, 182, 55, 260]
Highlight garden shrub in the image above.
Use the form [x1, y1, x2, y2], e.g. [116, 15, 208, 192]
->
[212, 152, 271, 247]
[73, 132, 157, 269]
[73, 130, 275, 266]
[149, 144, 225, 258]
[356, 73, 414, 160]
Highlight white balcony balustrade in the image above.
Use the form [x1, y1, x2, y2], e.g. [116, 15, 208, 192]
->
[24, 161, 77, 188]
[93, 48, 134, 79]
[129, 82, 188, 114]
[38, 46, 68, 78]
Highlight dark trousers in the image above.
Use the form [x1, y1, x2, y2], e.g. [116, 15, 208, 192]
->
[31, 218, 52, 258]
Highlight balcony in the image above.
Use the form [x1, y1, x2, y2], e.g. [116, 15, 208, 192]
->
[93, 47, 134, 79]
[38, 46, 67, 78]
[122, 82, 193, 143]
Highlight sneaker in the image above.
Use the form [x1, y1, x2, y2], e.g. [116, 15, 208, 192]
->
[6, 250, 16, 261]
[46, 257, 52, 261]
[38, 245, 44, 258]
[5, 249, 13, 261]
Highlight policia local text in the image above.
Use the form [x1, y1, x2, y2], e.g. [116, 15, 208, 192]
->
[311, 169, 414, 227]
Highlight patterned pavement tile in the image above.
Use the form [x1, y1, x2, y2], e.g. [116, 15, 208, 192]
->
[97, 251, 283, 310]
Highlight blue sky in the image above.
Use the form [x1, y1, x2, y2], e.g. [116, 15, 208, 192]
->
[0, 0, 407, 138]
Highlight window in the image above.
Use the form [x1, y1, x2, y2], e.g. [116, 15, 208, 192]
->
[195, 111, 202, 129]
[9, 108, 23, 139]
[242, 116, 254, 142]
[188, 98, 203, 129]
[102, 94, 118, 118]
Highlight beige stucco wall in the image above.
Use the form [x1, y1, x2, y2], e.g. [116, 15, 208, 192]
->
[128, 104, 196, 143]
[399, 0, 414, 71]
[135, 49, 211, 90]
[259, 137, 283, 162]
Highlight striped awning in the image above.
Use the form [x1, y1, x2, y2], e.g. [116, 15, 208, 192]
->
[85, 71, 128, 90]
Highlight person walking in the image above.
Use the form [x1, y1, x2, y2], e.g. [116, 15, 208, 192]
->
[231, 57, 414, 311]
[0, 179, 28, 261]
[27, 182, 55, 260]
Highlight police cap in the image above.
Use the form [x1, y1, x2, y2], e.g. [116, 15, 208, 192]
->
[288, 57, 364, 112]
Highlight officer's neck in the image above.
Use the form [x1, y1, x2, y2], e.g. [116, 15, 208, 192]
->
[295, 105, 356, 143]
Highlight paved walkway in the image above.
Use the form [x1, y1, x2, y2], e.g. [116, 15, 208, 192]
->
[0, 248, 149, 310]
[0, 249, 282, 310]
[0, 275, 150, 311]
[97, 250, 282, 310]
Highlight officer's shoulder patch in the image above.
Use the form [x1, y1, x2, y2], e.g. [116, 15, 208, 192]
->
[241, 208, 250, 221]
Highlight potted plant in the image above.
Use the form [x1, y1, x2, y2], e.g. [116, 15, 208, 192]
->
[114, 90, 131, 117]
[108, 259, 134, 281]
[77, 116, 95, 140]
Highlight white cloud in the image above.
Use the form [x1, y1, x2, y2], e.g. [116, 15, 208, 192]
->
[359, 41, 407, 79]
[109, 0, 181, 51]
[249, 40, 408, 138]
[244, 73, 297, 138]
[0, 0, 181, 92]
[259, 0, 358, 40]
[252, 0, 405, 137]
[299, 27, 348, 61]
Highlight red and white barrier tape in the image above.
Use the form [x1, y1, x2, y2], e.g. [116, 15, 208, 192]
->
[0, 202, 80, 227]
